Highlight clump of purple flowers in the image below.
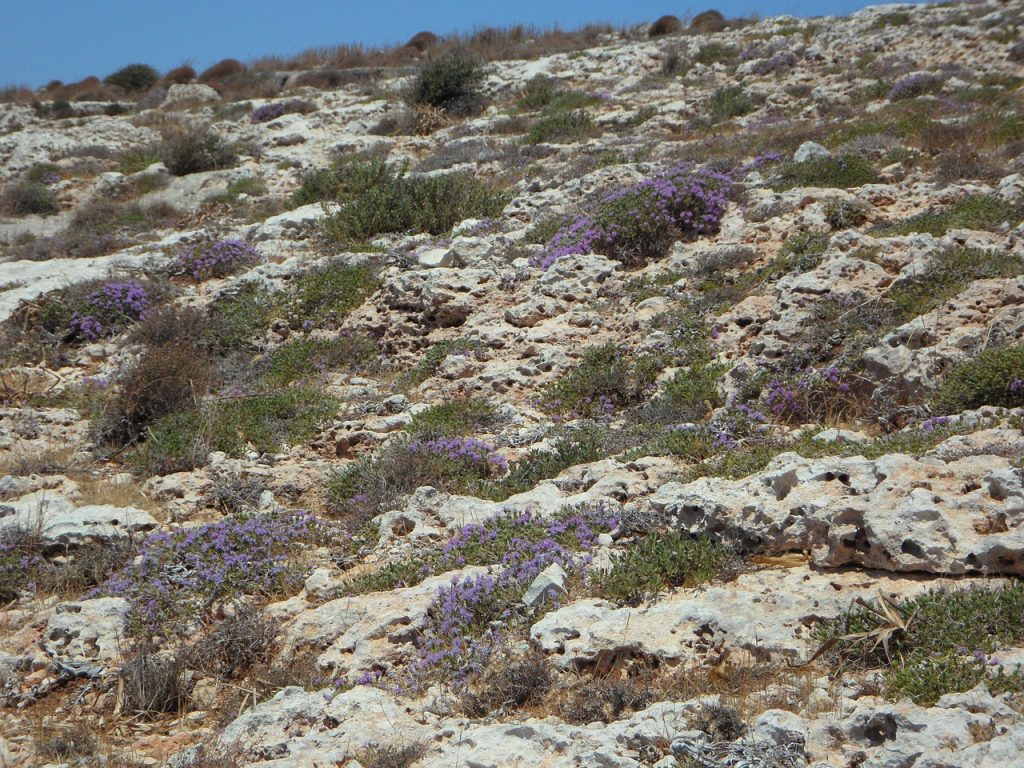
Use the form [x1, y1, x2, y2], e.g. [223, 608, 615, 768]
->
[69, 281, 150, 341]
[406, 436, 508, 477]
[250, 99, 314, 123]
[761, 366, 856, 425]
[170, 238, 261, 281]
[101, 511, 316, 636]
[404, 504, 619, 690]
[888, 72, 944, 101]
[534, 164, 732, 270]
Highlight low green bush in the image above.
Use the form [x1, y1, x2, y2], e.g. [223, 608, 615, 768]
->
[770, 155, 877, 191]
[813, 584, 1024, 705]
[104, 63, 160, 92]
[597, 533, 734, 605]
[524, 110, 597, 144]
[707, 86, 754, 123]
[540, 344, 661, 419]
[873, 194, 1023, 237]
[933, 345, 1024, 414]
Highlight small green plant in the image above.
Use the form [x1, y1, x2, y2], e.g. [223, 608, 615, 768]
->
[871, 11, 912, 29]
[874, 194, 1023, 237]
[812, 585, 1024, 705]
[770, 155, 877, 191]
[933, 345, 1024, 414]
[203, 282, 281, 352]
[319, 160, 508, 243]
[397, 337, 482, 390]
[104, 63, 160, 92]
[888, 246, 1024, 323]
[286, 261, 379, 328]
[407, 399, 498, 438]
[708, 86, 754, 123]
[262, 335, 378, 387]
[516, 76, 600, 112]
[409, 49, 486, 116]
[693, 43, 739, 66]
[210, 388, 339, 455]
[540, 344, 660, 419]
[824, 198, 869, 229]
[524, 110, 597, 144]
[118, 147, 162, 174]
[597, 534, 734, 605]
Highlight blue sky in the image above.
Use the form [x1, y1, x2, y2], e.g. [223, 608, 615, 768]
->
[2, 1, 911, 87]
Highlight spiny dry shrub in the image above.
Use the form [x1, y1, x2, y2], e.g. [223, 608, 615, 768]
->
[206, 472, 269, 514]
[198, 58, 247, 83]
[690, 9, 728, 33]
[461, 649, 554, 717]
[95, 342, 213, 447]
[130, 304, 208, 347]
[649, 15, 683, 37]
[158, 124, 238, 176]
[0, 181, 59, 216]
[358, 743, 428, 768]
[184, 611, 279, 679]
[121, 650, 185, 716]
[689, 702, 747, 741]
[559, 670, 656, 723]
[162, 65, 197, 86]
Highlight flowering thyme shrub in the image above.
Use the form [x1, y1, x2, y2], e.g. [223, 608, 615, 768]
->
[69, 281, 150, 341]
[103, 511, 317, 636]
[888, 72, 944, 101]
[762, 366, 861, 425]
[536, 164, 731, 269]
[170, 239, 261, 281]
[250, 99, 314, 123]
[406, 504, 618, 689]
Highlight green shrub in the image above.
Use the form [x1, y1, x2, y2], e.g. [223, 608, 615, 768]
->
[693, 43, 739, 66]
[23, 162, 62, 183]
[263, 335, 378, 387]
[874, 194, 1023, 237]
[287, 261, 379, 328]
[203, 282, 281, 352]
[656, 362, 728, 422]
[813, 585, 1024, 705]
[159, 126, 238, 176]
[597, 534, 734, 605]
[407, 399, 498, 439]
[131, 410, 210, 475]
[479, 425, 607, 500]
[290, 153, 393, 208]
[516, 76, 600, 112]
[1, 181, 59, 216]
[933, 345, 1024, 414]
[210, 388, 338, 455]
[409, 49, 486, 116]
[523, 110, 597, 145]
[707, 86, 754, 123]
[540, 344, 661, 419]
[871, 11, 912, 29]
[118, 147, 162, 174]
[320, 160, 508, 244]
[770, 155, 877, 191]
[104, 63, 160, 92]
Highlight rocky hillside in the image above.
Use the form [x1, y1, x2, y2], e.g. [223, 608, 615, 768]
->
[2, 2, 1024, 766]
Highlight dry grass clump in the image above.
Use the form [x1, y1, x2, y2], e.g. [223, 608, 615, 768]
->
[120, 650, 185, 717]
[461, 649, 554, 717]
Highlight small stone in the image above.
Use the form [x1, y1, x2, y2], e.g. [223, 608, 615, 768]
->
[522, 563, 567, 608]
[793, 141, 831, 163]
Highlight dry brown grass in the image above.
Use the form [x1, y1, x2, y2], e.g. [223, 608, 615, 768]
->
[72, 475, 159, 512]
[0, 368, 62, 406]
[0, 446, 79, 477]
